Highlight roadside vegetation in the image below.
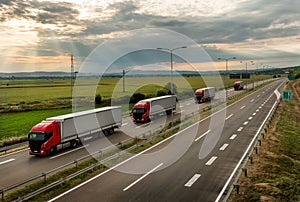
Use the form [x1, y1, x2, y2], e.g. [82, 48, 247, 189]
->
[229, 79, 300, 202]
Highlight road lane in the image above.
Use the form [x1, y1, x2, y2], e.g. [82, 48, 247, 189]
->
[50, 79, 284, 202]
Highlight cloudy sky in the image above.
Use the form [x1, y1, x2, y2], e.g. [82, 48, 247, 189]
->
[0, 0, 299, 73]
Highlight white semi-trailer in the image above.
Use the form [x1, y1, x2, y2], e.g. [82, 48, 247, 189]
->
[194, 87, 216, 103]
[132, 95, 177, 122]
[28, 106, 122, 156]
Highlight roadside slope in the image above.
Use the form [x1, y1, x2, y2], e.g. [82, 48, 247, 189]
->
[229, 79, 300, 202]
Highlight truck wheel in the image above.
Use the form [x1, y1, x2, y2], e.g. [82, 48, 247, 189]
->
[71, 140, 78, 148]
[104, 129, 109, 136]
[50, 146, 56, 155]
[109, 128, 114, 134]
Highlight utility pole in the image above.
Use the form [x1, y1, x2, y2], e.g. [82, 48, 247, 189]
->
[71, 54, 74, 96]
[123, 69, 125, 93]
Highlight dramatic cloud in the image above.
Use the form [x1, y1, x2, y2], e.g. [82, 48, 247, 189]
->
[0, 0, 299, 72]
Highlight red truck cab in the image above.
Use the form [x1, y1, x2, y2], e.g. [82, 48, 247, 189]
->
[194, 89, 205, 103]
[132, 101, 150, 122]
[28, 121, 60, 156]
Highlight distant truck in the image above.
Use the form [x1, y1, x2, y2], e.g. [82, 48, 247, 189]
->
[234, 81, 244, 91]
[28, 106, 122, 156]
[132, 95, 177, 123]
[194, 87, 216, 103]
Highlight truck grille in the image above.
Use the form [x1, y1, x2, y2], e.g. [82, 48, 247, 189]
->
[29, 141, 43, 153]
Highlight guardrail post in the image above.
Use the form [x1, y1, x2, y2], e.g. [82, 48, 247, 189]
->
[254, 146, 258, 154]
[258, 139, 262, 146]
[75, 160, 78, 168]
[261, 133, 264, 139]
[1, 190, 4, 201]
[242, 167, 248, 177]
[233, 183, 240, 194]
[99, 150, 103, 157]
[249, 156, 253, 164]
[42, 173, 47, 183]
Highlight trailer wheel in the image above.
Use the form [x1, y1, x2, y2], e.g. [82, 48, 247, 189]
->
[109, 127, 114, 134]
[71, 140, 78, 148]
[104, 129, 109, 136]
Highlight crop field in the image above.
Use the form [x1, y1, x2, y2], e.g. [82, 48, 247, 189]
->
[0, 75, 272, 144]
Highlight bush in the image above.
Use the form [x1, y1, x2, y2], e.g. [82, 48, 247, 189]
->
[95, 94, 102, 104]
[130, 93, 145, 103]
[156, 88, 169, 97]
[165, 82, 178, 95]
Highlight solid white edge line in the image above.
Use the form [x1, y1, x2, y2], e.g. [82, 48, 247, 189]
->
[123, 163, 163, 191]
[0, 158, 15, 165]
[184, 174, 201, 187]
[50, 145, 89, 160]
[195, 130, 211, 142]
[205, 156, 218, 166]
[219, 144, 229, 151]
[49, 80, 280, 202]
[215, 79, 285, 202]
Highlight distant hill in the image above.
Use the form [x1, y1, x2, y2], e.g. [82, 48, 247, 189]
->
[0, 65, 298, 79]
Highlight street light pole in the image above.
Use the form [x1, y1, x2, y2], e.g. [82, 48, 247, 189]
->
[157, 46, 187, 126]
[157, 46, 187, 95]
[218, 57, 236, 100]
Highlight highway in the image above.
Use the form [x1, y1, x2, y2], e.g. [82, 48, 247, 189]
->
[48, 79, 285, 202]
[0, 79, 277, 192]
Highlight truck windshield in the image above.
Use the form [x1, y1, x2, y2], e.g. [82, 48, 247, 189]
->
[132, 108, 146, 114]
[195, 94, 203, 98]
[28, 132, 53, 141]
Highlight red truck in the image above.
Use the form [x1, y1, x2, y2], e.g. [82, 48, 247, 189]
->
[132, 95, 177, 123]
[28, 106, 122, 156]
[194, 87, 216, 103]
[234, 81, 244, 91]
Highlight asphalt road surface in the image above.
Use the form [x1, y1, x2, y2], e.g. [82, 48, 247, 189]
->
[48, 79, 285, 202]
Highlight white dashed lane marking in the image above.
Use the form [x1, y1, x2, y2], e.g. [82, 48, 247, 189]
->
[219, 144, 229, 151]
[184, 174, 201, 187]
[0, 158, 15, 165]
[205, 156, 218, 166]
[230, 134, 237, 140]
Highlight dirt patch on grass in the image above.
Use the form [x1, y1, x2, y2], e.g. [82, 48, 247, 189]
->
[228, 80, 300, 202]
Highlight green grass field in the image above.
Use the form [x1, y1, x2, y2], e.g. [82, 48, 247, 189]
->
[0, 75, 272, 144]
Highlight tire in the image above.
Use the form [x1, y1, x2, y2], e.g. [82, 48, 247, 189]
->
[104, 129, 109, 136]
[50, 146, 56, 155]
[109, 127, 114, 135]
[71, 140, 78, 148]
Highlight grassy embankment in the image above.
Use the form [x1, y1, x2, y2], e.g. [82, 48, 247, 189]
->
[229, 78, 300, 202]
[0, 75, 271, 146]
